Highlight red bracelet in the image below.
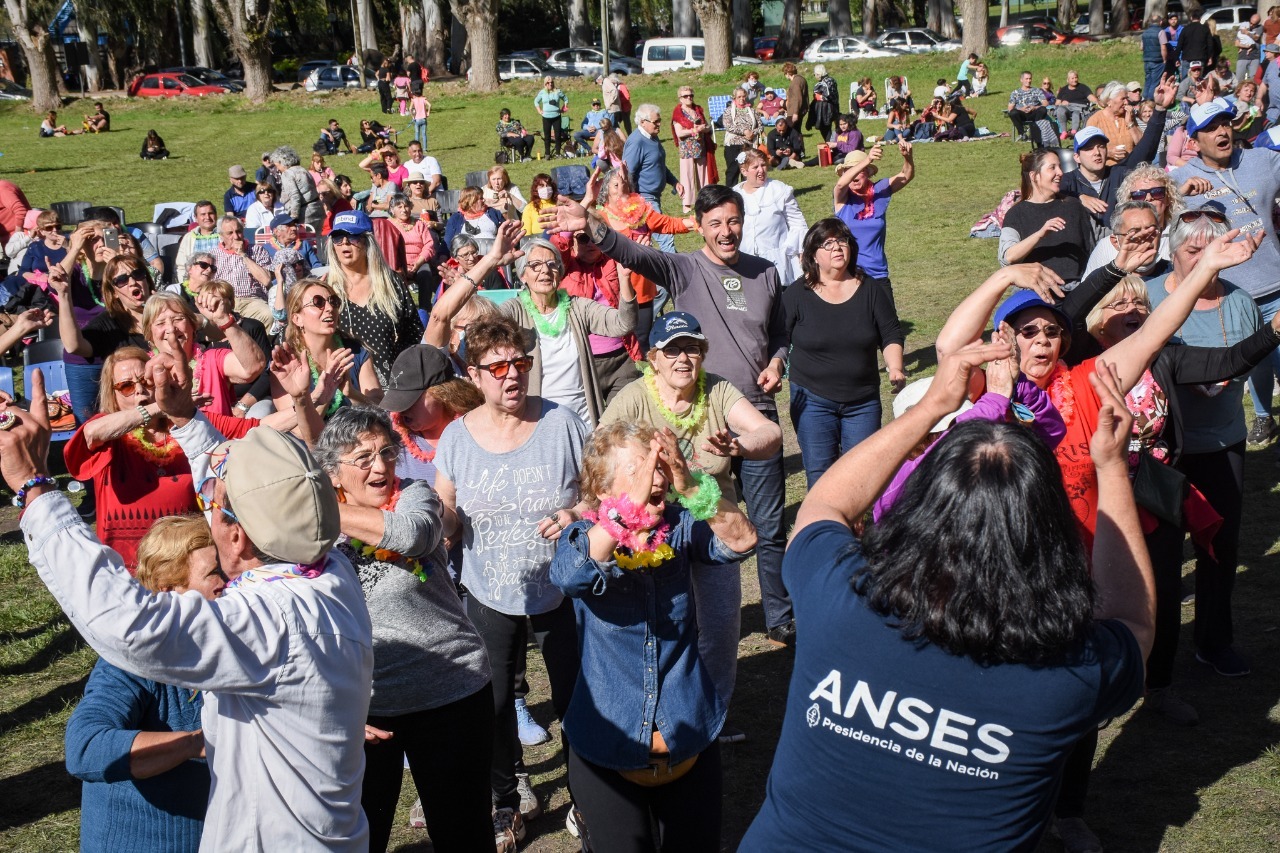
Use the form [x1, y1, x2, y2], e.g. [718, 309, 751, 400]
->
[217, 317, 236, 331]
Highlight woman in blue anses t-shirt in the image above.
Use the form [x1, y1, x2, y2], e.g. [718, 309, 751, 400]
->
[833, 138, 916, 304]
[739, 342, 1153, 853]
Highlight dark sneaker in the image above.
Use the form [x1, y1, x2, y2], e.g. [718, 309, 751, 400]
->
[1196, 646, 1251, 677]
[1054, 817, 1104, 853]
[1247, 415, 1275, 445]
[1143, 687, 1199, 726]
[766, 620, 796, 648]
[493, 807, 525, 853]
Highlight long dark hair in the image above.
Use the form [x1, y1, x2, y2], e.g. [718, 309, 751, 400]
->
[1019, 148, 1060, 201]
[858, 420, 1094, 666]
[801, 218, 857, 288]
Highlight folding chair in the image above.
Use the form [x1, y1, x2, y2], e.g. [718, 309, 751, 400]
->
[107, 206, 127, 228]
[0, 366, 13, 400]
[550, 165, 590, 201]
[435, 189, 461, 218]
[152, 202, 196, 229]
[465, 170, 489, 189]
[156, 234, 182, 284]
[252, 226, 272, 246]
[51, 201, 91, 225]
[128, 222, 165, 245]
[23, 339, 75, 442]
[707, 95, 732, 142]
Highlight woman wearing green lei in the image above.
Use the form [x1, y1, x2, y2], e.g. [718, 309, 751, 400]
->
[599, 311, 781, 736]
[500, 234, 636, 427]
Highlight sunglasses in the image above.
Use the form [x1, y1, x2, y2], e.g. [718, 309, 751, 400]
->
[112, 376, 152, 395]
[476, 356, 533, 379]
[659, 343, 704, 359]
[330, 232, 363, 245]
[112, 268, 150, 287]
[1178, 209, 1228, 225]
[195, 477, 238, 523]
[307, 294, 342, 311]
[1129, 186, 1167, 201]
[192, 260, 217, 273]
[1016, 323, 1064, 340]
[339, 446, 399, 470]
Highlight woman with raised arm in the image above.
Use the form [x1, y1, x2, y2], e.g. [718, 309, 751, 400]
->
[833, 139, 916, 303]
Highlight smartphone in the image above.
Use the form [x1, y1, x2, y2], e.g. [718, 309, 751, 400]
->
[102, 227, 120, 250]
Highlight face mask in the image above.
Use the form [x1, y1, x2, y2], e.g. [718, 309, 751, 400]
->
[537, 186, 553, 201]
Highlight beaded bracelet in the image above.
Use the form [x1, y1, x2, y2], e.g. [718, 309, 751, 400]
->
[673, 470, 722, 521]
[13, 476, 56, 508]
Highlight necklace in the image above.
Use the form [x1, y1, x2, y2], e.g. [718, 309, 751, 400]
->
[1048, 362, 1076, 426]
[122, 426, 183, 468]
[307, 350, 345, 417]
[347, 479, 432, 581]
[391, 413, 436, 463]
[519, 288, 570, 337]
[643, 364, 707, 434]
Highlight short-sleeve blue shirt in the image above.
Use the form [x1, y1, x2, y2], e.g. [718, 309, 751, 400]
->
[835, 177, 894, 279]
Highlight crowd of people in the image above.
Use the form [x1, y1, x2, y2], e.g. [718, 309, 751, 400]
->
[1, 20, 1279, 853]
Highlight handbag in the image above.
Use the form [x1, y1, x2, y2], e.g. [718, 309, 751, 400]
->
[678, 136, 704, 160]
[1132, 452, 1186, 527]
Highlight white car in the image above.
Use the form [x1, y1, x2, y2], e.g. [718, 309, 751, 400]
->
[303, 65, 377, 92]
[873, 28, 962, 54]
[1201, 5, 1256, 33]
[640, 37, 763, 74]
[802, 36, 905, 62]
[546, 47, 642, 77]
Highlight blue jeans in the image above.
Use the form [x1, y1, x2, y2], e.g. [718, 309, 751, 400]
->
[789, 384, 882, 490]
[1248, 290, 1280, 417]
[732, 409, 791, 630]
[640, 193, 676, 253]
[1143, 61, 1164, 100]
[412, 118, 428, 148]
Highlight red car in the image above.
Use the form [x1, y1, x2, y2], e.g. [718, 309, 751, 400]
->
[996, 23, 1095, 46]
[129, 72, 226, 98]
[754, 37, 778, 61]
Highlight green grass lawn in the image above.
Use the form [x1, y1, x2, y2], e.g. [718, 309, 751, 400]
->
[3, 38, 1280, 852]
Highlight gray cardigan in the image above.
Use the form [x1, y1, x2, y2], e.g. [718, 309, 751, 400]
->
[502, 292, 637, 426]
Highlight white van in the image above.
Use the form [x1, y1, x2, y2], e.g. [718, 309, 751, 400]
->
[641, 38, 762, 75]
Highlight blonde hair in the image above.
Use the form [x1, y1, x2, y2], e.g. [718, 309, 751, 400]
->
[1116, 164, 1185, 224]
[458, 186, 485, 213]
[579, 420, 660, 508]
[1086, 275, 1151, 340]
[97, 346, 151, 415]
[455, 293, 499, 327]
[325, 233, 402, 320]
[429, 377, 484, 417]
[141, 293, 199, 350]
[487, 165, 512, 189]
[135, 515, 215, 593]
[199, 278, 236, 306]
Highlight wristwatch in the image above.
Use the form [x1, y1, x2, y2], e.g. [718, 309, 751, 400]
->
[234, 401, 252, 414]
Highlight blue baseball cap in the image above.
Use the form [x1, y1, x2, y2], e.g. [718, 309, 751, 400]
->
[330, 210, 373, 236]
[269, 212, 297, 229]
[994, 291, 1070, 331]
[649, 312, 707, 349]
[1256, 126, 1280, 151]
[1186, 98, 1237, 136]
[1073, 126, 1109, 152]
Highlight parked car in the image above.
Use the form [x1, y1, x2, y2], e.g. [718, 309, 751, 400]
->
[997, 23, 1095, 45]
[496, 55, 577, 81]
[754, 37, 778, 61]
[1201, 5, 1256, 32]
[802, 36, 905, 62]
[161, 66, 245, 92]
[546, 47, 642, 76]
[296, 60, 334, 82]
[129, 72, 227, 98]
[872, 28, 962, 53]
[639, 38, 762, 75]
[0, 79, 32, 101]
[508, 48, 555, 61]
[303, 65, 378, 92]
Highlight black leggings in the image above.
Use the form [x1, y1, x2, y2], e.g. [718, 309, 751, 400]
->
[1144, 516, 1187, 690]
[504, 135, 535, 160]
[568, 742, 721, 853]
[362, 683, 495, 853]
[466, 596, 579, 810]
[1054, 728, 1099, 820]
[541, 115, 563, 157]
[1176, 443, 1245, 654]
[723, 144, 744, 187]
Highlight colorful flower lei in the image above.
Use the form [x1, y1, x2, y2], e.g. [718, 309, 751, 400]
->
[583, 494, 674, 572]
[347, 480, 432, 581]
[391, 412, 435, 463]
[122, 427, 183, 466]
[642, 363, 708, 434]
[1048, 362, 1075, 426]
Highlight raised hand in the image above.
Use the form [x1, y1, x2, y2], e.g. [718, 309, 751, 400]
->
[149, 353, 196, 423]
[45, 266, 71, 300]
[654, 428, 695, 499]
[0, 369, 52, 492]
[195, 290, 231, 328]
[489, 219, 527, 266]
[1002, 263, 1066, 302]
[1200, 227, 1262, 274]
[269, 345, 311, 399]
[10, 308, 55, 337]
[1087, 360, 1135, 475]
[923, 337, 1016, 418]
[541, 195, 590, 235]
[1114, 226, 1159, 273]
[702, 427, 742, 458]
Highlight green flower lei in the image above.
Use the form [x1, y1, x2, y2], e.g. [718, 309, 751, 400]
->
[672, 470, 722, 521]
[519, 288, 571, 338]
[642, 362, 708, 434]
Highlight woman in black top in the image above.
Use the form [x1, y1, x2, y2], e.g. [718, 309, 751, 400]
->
[1000, 149, 1095, 287]
[784, 218, 905, 489]
[54, 255, 151, 361]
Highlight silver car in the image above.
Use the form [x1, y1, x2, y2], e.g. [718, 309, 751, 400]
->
[802, 36, 905, 62]
[546, 47, 642, 77]
[873, 28, 962, 54]
[497, 56, 577, 81]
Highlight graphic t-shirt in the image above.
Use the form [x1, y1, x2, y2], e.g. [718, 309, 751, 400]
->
[740, 521, 1144, 853]
[435, 399, 588, 615]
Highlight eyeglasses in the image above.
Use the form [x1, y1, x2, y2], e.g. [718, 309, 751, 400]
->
[1118, 225, 1158, 241]
[659, 343, 704, 359]
[1129, 186, 1167, 201]
[307, 294, 342, 311]
[192, 260, 217, 273]
[1104, 298, 1149, 313]
[1179, 209, 1228, 225]
[818, 237, 851, 252]
[195, 477, 238, 523]
[1016, 323, 1064, 340]
[339, 446, 399, 470]
[476, 356, 533, 379]
[112, 376, 152, 395]
[330, 232, 363, 245]
[454, 251, 480, 262]
[112, 268, 150, 287]
[524, 260, 560, 274]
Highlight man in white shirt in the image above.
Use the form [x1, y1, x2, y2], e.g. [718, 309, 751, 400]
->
[6, 361, 374, 852]
[404, 139, 443, 194]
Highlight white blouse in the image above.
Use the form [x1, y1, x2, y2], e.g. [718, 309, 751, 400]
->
[735, 178, 808, 285]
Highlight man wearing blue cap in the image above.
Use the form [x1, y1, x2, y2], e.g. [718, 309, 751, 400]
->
[251, 213, 321, 270]
[1172, 97, 1280, 446]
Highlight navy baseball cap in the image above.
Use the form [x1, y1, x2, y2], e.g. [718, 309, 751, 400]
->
[650, 312, 707, 349]
[269, 213, 297, 229]
[994, 291, 1070, 331]
[330, 210, 373, 236]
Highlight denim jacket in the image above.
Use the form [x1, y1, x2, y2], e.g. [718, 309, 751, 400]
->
[551, 506, 752, 770]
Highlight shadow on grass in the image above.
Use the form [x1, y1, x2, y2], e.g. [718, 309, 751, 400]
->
[0, 625, 85, 677]
[0, 614, 68, 645]
[0, 760, 79, 831]
[0, 673, 87, 735]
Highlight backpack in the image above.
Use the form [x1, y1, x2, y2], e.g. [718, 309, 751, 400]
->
[618, 82, 631, 111]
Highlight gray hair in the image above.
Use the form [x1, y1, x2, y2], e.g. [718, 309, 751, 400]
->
[450, 234, 479, 256]
[599, 167, 631, 207]
[1169, 209, 1231, 254]
[732, 87, 747, 99]
[1108, 200, 1158, 234]
[636, 103, 661, 124]
[388, 193, 411, 215]
[219, 213, 242, 230]
[271, 145, 301, 169]
[814, 64, 828, 78]
[513, 236, 563, 280]
[314, 406, 401, 474]
[189, 251, 215, 267]
[1099, 80, 1127, 105]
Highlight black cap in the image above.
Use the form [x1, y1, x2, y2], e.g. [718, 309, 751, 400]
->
[381, 345, 456, 413]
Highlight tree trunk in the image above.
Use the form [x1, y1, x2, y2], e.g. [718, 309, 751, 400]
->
[422, 0, 446, 73]
[401, 2, 426, 61]
[959, 0, 988, 54]
[1000, 0, 1009, 27]
[449, 0, 498, 90]
[864, 0, 879, 37]
[692, 0, 732, 72]
[928, 0, 958, 37]
[828, 0, 853, 35]
[3, 0, 62, 112]
[1110, 0, 1130, 34]
[673, 0, 697, 37]
[1089, 0, 1104, 34]
[1145, 1, 1167, 23]
[779, 0, 802, 55]
[567, 0, 591, 45]
[208, 0, 274, 104]
[1057, 0, 1075, 31]
[78, 17, 104, 92]
[192, 0, 214, 67]
[612, 0, 633, 56]
[356, 0, 378, 54]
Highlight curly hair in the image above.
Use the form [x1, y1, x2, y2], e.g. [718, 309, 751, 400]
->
[1116, 164, 1185, 226]
[578, 420, 660, 508]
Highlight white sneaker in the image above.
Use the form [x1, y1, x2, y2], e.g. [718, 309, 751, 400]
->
[407, 797, 426, 828]
[515, 771, 542, 820]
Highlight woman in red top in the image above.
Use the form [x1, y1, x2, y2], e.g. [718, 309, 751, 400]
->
[64, 346, 255, 570]
[671, 86, 713, 214]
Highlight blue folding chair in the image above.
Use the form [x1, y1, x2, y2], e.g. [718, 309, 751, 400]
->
[0, 366, 13, 400]
[707, 95, 732, 141]
[23, 339, 75, 442]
